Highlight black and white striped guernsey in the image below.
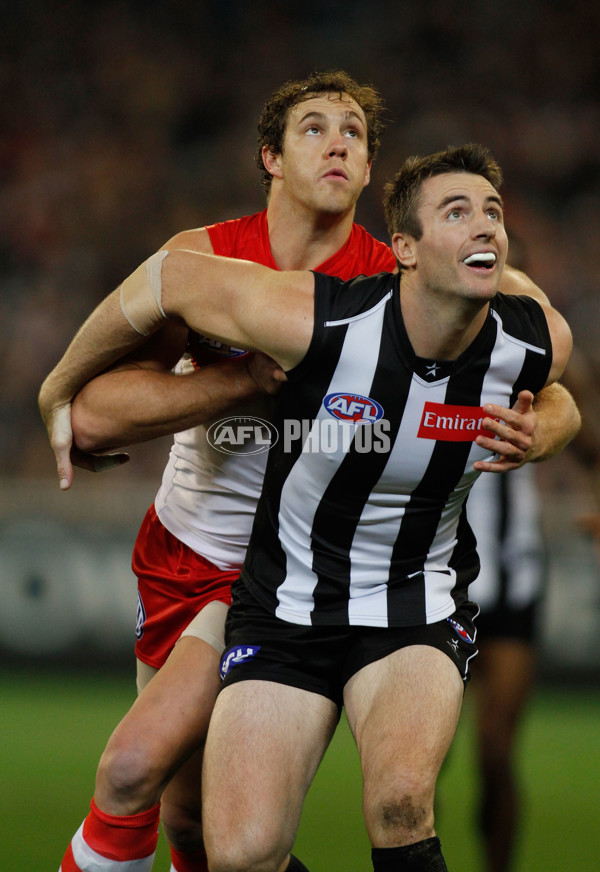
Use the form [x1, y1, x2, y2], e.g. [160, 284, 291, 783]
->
[240, 271, 553, 628]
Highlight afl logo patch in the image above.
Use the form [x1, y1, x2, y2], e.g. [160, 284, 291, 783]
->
[447, 617, 475, 644]
[220, 645, 261, 680]
[323, 392, 384, 423]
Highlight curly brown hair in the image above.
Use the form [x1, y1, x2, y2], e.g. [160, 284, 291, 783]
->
[383, 143, 503, 242]
[256, 70, 386, 193]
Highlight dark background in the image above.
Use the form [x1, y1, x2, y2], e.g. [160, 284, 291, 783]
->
[2, 0, 600, 477]
[1, 0, 599, 677]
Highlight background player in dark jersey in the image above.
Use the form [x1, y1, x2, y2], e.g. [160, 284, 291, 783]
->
[464, 232, 548, 872]
[460, 233, 600, 872]
[39, 145, 578, 872]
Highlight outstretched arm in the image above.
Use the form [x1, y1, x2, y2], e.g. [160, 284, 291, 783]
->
[39, 249, 313, 487]
[73, 353, 285, 453]
[43, 228, 285, 488]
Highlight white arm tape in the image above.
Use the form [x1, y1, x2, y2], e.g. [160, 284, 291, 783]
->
[119, 250, 169, 335]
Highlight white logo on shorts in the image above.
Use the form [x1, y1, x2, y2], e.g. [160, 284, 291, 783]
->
[220, 645, 261, 680]
[447, 638, 459, 656]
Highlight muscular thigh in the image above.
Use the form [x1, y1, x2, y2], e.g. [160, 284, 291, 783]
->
[203, 679, 339, 862]
[345, 645, 464, 776]
[115, 636, 222, 773]
[343, 645, 464, 844]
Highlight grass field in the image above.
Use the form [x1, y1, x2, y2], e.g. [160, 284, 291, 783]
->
[1, 668, 599, 871]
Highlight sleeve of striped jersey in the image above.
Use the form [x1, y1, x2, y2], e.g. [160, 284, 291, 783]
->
[284, 271, 331, 381]
[286, 271, 397, 382]
[496, 292, 553, 394]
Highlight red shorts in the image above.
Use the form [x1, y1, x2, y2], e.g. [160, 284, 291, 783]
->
[133, 504, 238, 668]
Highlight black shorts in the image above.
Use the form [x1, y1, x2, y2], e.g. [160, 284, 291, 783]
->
[220, 580, 479, 709]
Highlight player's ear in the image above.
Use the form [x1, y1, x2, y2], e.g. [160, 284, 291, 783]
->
[362, 159, 372, 189]
[391, 232, 417, 269]
[262, 146, 283, 180]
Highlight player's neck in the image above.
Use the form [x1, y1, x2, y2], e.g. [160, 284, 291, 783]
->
[400, 277, 490, 361]
[266, 195, 355, 271]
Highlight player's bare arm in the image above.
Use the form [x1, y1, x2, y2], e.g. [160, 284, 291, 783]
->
[160, 249, 314, 369]
[39, 228, 289, 488]
[38, 249, 313, 487]
[473, 305, 579, 472]
[40, 227, 214, 486]
[73, 327, 284, 453]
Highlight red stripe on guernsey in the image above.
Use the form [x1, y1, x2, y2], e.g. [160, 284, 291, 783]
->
[82, 800, 160, 861]
[418, 402, 496, 442]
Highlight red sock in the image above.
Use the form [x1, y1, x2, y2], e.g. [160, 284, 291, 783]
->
[60, 798, 160, 871]
[169, 845, 209, 872]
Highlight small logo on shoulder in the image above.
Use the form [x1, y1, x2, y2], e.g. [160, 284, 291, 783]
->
[447, 617, 474, 644]
[220, 644, 261, 680]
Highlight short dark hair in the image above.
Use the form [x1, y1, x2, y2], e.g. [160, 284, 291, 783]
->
[256, 70, 386, 192]
[383, 143, 503, 240]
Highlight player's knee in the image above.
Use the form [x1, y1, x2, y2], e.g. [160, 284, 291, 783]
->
[96, 738, 164, 812]
[207, 832, 289, 872]
[369, 781, 436, 844]
[209, 855, 284, 872]
[382, 796, 433, 840]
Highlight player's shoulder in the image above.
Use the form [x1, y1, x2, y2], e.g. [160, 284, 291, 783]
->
[492, 291, 543, 326]
[314, 270, 396, 322]
[492, 291, 553, 349]
[493, 290, 543, 315]
[349, 222, 396, 271]
[159, 212, 265, 256]
[161, 226, 214, 254]
[498, 265, 549, 305]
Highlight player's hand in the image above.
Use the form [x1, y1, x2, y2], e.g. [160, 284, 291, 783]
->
[246, 352, 287, 396]
[41, 402, 76, 490]
[473, 390, 536, 473]
[42, 401, 129, 490]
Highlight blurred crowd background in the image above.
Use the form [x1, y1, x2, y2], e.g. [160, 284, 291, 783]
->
[2, 0, 600, 478]
[1, 0, 600, 674]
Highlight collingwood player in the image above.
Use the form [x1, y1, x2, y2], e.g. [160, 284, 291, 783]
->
[40, 144, 577, 872]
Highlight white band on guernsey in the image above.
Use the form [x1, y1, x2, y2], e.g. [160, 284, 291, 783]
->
[119, 249, 169, 335]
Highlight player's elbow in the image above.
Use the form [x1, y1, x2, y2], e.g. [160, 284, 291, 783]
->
[71, 400, 119, 453]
